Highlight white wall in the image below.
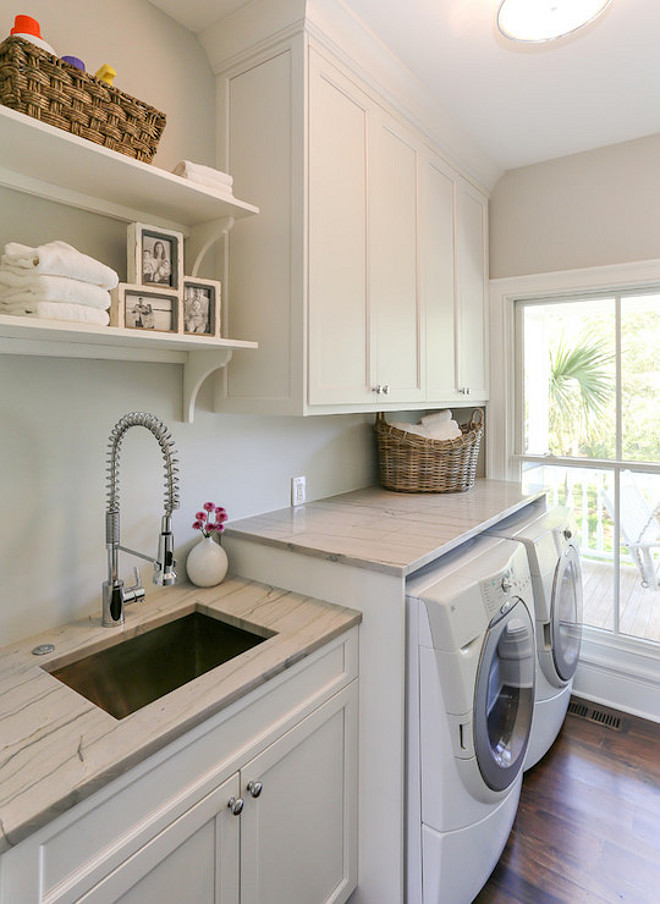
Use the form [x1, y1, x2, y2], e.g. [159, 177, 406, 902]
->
[490, 132, 660, 278]
[0, 0, 376, 644]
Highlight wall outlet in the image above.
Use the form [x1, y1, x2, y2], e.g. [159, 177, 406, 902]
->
[291, 476, 306, 506]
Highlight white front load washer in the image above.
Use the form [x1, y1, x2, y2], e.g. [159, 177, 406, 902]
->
[486, 500, 583, 770]
[406, 535, 536, 904]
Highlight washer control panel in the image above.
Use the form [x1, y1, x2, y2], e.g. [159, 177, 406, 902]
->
[480, 546, 532, 619]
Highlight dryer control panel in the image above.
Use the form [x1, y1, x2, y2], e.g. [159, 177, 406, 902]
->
[480, 545, 533, 621]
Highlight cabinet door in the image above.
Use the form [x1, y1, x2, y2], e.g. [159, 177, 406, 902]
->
[240, 683, 358, 904]
[421, 154, 459, 402]
[455, 179, 488, 400]
[308, 50, 371, 406]
[75, 774, 240, 904]
[369, 112, 425, 404]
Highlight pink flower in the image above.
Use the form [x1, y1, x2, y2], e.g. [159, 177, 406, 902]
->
[193, 501, 229, 538]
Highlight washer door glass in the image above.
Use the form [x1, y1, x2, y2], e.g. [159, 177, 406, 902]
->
[552, 544, 583, 682]
[474, 599, 535, 792]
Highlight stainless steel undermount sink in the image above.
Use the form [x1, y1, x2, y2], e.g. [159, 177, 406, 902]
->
[46, 611, 271, 720]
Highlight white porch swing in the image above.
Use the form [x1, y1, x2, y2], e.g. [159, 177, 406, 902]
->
[603, 471, 660, 591]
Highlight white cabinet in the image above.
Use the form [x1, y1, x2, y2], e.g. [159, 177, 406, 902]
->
[422, 154, 489, 404]
[307, 52, 422, 407]
[455, 179, 488, 401]
[307, 53, 370, 406]
[240, 687, 357, 904]
[368, 110, 424, 405]
[0, 630, 358, 904]
[77, 774, 241, 904]
[217, 39, 486, 416]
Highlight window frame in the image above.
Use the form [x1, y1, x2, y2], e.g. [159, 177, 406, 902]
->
[489, 260, 660, 649]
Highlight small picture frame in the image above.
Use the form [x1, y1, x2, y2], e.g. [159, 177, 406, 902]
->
[182, 277, 221, 337]
[127, 222, 184, 291]
[110, 284, 180, 333]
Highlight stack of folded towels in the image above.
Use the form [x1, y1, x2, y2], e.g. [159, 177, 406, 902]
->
[0, 241, 119, 326]
[172, 160, 235, 200]
[390, 409, 462, 441]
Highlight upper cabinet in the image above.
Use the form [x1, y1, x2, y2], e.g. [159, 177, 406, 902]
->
[423, 155, 489, 404]
[216, 37, 488, 416]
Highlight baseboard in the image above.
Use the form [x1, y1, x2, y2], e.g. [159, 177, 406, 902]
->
[573, 627, 660, 723]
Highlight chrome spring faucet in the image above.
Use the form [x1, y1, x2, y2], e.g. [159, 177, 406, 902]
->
[103, 412, 180, 627]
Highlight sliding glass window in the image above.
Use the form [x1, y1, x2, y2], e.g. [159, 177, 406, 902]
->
[516, 291, 660, 643]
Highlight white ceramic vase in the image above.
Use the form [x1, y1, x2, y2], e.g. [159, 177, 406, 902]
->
[186, 535, 229, 587]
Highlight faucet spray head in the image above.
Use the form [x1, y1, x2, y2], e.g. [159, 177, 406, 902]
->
[154, 515, 177, 586]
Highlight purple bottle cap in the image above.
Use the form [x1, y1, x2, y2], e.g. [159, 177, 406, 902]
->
[61, 55, 85, 71]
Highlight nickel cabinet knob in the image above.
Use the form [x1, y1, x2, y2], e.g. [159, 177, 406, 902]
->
[247, 780, 263, 798]
[227, 796, 244, 816]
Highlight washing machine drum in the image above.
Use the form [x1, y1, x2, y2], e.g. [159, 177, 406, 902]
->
[474, 599, 535, 792]
[551, 543, 583, 683]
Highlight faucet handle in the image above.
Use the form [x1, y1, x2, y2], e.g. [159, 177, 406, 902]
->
[123, 567, 145, 607]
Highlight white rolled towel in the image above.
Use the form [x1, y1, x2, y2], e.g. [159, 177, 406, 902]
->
[1, 241, 118, 289]
[172, 160, 234, 192]
[421, 409, 452, 427]
[0, 270, 110, 309]
[0, 300, 110, 325]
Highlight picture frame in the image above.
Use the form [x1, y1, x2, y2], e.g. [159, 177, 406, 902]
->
[182, 277, 221, 337]
[110, 283, 181, 333]
[127, 222, 184, 291]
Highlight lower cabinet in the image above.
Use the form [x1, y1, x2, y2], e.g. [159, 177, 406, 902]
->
[240, 690, 357, 904]
[78, 773, 241, 904]
[0, 630, 358, 904]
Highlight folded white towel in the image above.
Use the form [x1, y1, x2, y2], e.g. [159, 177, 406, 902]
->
[172, 160, 234, 190]
[0, 270, 110, 309]
[421, 409, 452, 427]
[427, 420, 462, 441]
[1, 241, 119, 289]
[390, 422, 432, 438]
[0, 301, 110, 325]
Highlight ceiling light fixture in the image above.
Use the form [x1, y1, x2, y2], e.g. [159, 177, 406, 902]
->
[496, 0, 612, 43]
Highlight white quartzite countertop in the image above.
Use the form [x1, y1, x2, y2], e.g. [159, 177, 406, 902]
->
[225, 480, 546, 576]
[0, 578, 360, 854]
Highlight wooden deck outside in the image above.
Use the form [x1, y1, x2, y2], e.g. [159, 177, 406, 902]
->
[581, 557, 660, 643]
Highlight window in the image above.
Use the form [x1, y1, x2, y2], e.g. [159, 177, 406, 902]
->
[516, 290, 660, 643]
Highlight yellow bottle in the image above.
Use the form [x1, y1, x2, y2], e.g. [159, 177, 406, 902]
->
[95, 64, 117, 86]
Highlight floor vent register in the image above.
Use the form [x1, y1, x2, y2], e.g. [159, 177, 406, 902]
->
[567, 698, 624, 732]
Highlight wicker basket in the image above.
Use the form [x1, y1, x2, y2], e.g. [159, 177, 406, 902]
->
[375, 409, 484, 493]
[0, 36, 166, 162]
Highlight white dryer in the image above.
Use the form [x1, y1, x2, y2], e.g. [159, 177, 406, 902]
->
[406, 535, 536, 904]
[486, 500, 583, 770]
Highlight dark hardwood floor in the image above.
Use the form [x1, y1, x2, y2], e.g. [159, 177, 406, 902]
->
[474, 698, 660, 904]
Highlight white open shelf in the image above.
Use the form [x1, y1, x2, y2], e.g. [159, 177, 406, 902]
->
[0, 106, 261, 421]
[0, 314, 258, 423]
[0, 105, 259, 230]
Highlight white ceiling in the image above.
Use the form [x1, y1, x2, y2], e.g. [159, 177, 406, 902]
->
[149, 0, 660, 172]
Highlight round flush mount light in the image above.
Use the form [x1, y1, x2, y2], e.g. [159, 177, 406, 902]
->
[497, 0, 612, 43]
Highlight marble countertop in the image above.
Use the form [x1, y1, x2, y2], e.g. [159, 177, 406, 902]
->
[0, 578, 360, 853]
[225, 479, 545, 576]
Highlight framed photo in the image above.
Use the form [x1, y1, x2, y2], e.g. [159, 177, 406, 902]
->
[110, 284, 180, 333]
[127, 222, 184, 291]
[183, 277, 221, 337]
